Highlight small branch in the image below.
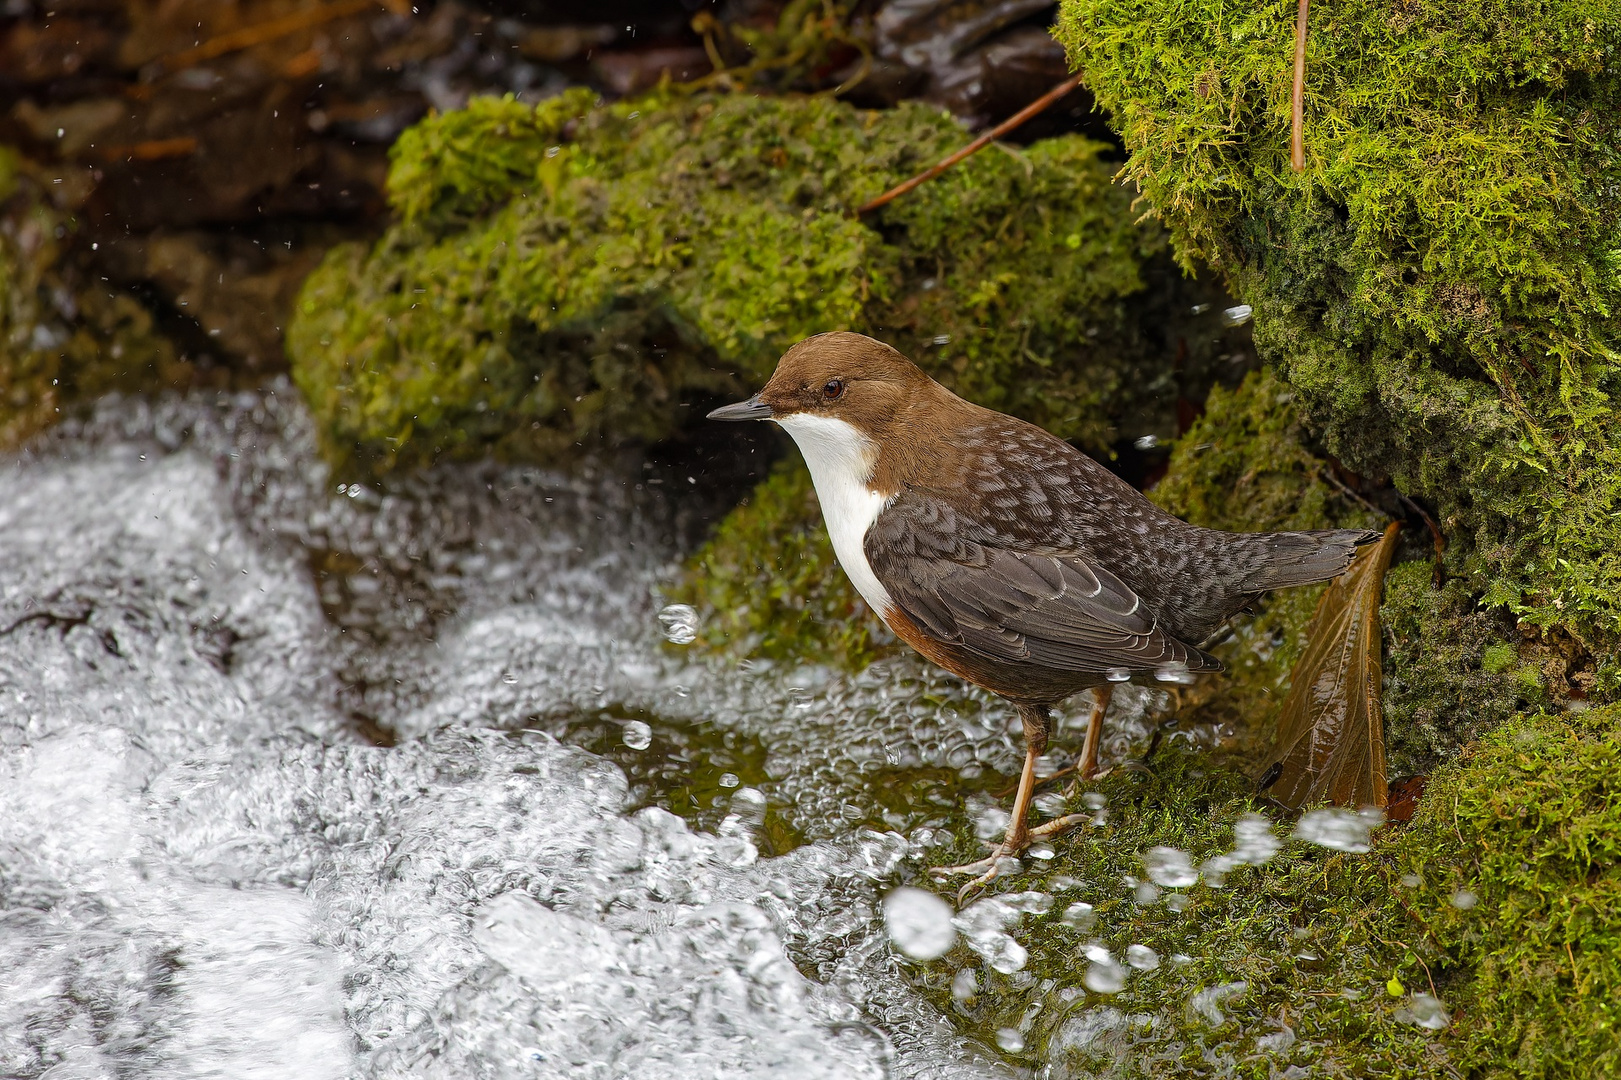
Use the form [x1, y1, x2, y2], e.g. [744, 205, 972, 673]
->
[856, 72, 1084, 215]
[147, 0, 407, 78]
[1291, 0, 1309, 172]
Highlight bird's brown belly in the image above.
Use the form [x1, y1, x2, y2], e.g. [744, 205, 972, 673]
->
[881, 606, 1102, 706]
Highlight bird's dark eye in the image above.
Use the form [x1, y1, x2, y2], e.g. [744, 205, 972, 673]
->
[823, 379, 845, 400]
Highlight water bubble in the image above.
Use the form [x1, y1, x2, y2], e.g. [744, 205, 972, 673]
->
[951, 967, 978, 1001]
[1144, 846, 1198, 888]
[882, 887, 956, 961]
[973, 804, 1010, 841]
[718, 772, 740, 789]
[995, 1028, 1025, 1053]
[954, 892, 1049, 974]
[1060, 902, 1095, 931]
[1188, 981, 1247, 1026]
[1133, 434, 1159, 450]
[621, 720, 653, 750]
[657, 603, 700, 645]
[1105, 666, 1132, 683]
[1231, 812, 1280, 864]
[1082, 947, 1127, 994]
[1396, 992, 1450, 1030]
[1026, 842, 1055, 861]
[1221, 304, 1254, 327]
[1449, 889, 1478, 910]
[1125, 944, 1160, 971]
[1293, 807, 1384, 853]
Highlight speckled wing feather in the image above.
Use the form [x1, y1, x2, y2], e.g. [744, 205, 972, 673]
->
[866, 489, 1221, 675]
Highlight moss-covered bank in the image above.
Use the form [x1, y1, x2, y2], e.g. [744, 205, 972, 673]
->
[1054, 0, 1621, 648]
[907, 704, 1621, 1077]
[1, 148, 188, 450]
[289, 88, 1226, 476]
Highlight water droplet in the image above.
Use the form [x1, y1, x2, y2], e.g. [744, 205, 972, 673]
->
[1082, 792, 1107, 810]
[1026, 842, 1055, 861]
[1049, 875, 1083, 892]
[973, 804, 1010, 841]
[1165, 893, 1191, 914]
[1190, 302, 1212, 314]
[1133, 434, 1159, 450]
[1060, 902, 1095, 931]
[657, 603, 700, 645]
[882, 886, 956, 960]
[995, 1028, 1025, 1053]
[501, 672, 518, 685]
[1105, 666, 1131, 683]
[1449, 889, 1478, 910]
[1144, 846, 1198, 888]
[1293, 807, 1383, 853]
[952, 967, 978, 1001]
[931, 333, 952, 346]
[1133, 881, 1160, 904]
[1400, 872, 1422, 887]
[1125, 944, 1159, 971]
[1082, 948, 1127, 993]
[621, 720, 652, 750]
[718, 772, 740, 788]
[1221, 303, 1254, 327]
[1396, 992, 1450, 1030]
[1153, 662, 1198, 685]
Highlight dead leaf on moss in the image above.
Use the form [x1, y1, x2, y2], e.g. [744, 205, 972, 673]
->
[1258, 520, 1401, 810]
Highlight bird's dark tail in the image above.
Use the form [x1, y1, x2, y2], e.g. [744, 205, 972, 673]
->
[1238, 528, 1383, 592]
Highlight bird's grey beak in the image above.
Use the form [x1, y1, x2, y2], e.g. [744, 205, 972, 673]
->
[707, 395, 772, 421]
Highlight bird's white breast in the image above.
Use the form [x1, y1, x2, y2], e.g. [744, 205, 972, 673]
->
[774, 412, 894, 617]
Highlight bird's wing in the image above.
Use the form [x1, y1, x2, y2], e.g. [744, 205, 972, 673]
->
[866, 492, 1221, 675]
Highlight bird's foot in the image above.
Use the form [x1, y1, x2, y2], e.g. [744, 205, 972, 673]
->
[931, 813, 1090, 904]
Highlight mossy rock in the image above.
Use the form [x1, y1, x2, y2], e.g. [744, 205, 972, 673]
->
[1053, 0, 1621, 647]
[908, 703, 1621, 1077]
[0, 148, 188, 449]
[287, 87, 1227, 476]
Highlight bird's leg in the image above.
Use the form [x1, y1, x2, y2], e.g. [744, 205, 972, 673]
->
[934, 704, 1087, 900]
[1076, 684, 1113, 781]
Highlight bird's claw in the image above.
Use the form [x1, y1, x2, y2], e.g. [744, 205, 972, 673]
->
[930, 813, 1091, 904]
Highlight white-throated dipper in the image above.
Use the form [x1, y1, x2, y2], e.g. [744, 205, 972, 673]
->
[710, 332, 1378, 890]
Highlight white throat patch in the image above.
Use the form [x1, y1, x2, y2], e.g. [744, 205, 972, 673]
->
[774, 412, 894, 617]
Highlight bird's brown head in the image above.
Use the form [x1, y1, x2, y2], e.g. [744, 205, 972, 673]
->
[706, 332, 936, 439]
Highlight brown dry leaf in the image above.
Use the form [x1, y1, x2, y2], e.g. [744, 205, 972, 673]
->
[1257, 521, 1400, 810]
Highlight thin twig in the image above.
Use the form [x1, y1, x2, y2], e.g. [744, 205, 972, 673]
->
[856, 73, 1084, 215]
[148, 0, 407, 77]
[1291, 0, 1309, 172]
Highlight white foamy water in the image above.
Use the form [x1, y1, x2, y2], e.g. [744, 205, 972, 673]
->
[0, 386, 1016, 1080]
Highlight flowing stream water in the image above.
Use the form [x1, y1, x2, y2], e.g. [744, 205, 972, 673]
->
[0, 383, 1181, 1078]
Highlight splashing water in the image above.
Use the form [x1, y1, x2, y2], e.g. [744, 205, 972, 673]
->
[1294, 807, 1385, 853]
[0, 386, 1007, 1080]
[657, 603, 701, 645]
[883, 887, 957, 961]
[1143, 846, 1198, 888]
[1396, 993, 1450, 1030]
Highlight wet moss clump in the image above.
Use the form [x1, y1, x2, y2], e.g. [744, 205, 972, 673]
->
[1, 148, 188, 449]
[913, 703, 1621, 1077]
[288, 87, 1192, 476]
[1055, 0, 1621, 647]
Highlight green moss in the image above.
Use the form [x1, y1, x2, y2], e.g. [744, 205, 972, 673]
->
[289, 89, 1191, 475]
[1055, 0, 1621, 646]
[1, 150, 187, 449]
[909, 704, 1621, 1076]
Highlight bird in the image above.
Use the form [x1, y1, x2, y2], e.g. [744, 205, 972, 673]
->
[709, 332, 1378, 893]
